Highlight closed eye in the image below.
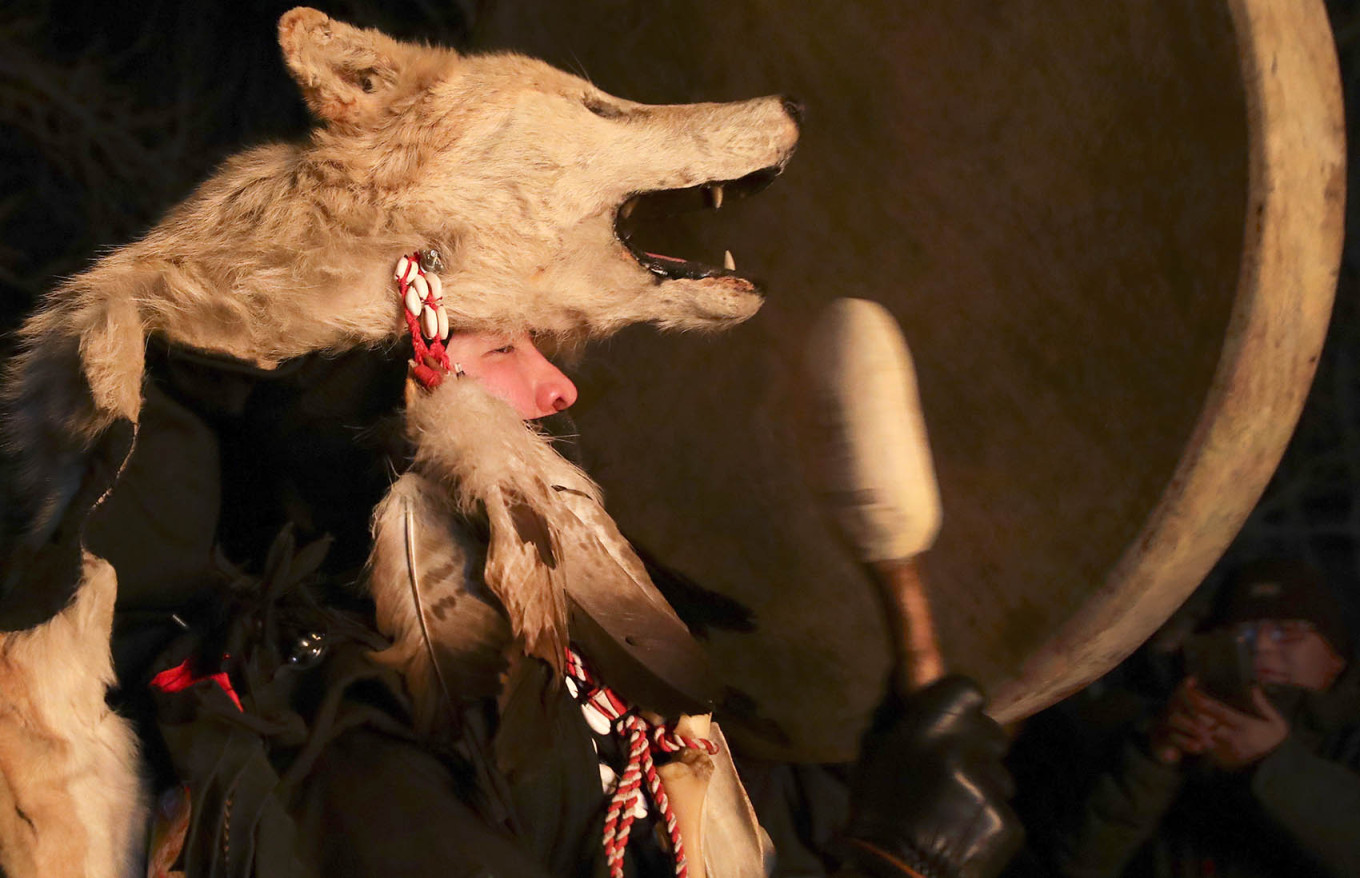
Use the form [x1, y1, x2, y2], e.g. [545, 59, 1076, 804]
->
[584, 97, 627, 119]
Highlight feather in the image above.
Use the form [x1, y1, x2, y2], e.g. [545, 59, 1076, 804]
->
[402, 376, 714, 716]
[404, 378, 587, 672]
[550, 485, 718, 719]
[482, 484, 569, 671]
[367, 472, 511, 735]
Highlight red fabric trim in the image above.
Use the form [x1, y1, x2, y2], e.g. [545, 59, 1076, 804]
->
[150, 659, 244, 712]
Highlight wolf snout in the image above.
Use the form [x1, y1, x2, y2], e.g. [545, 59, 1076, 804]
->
[781, 96, 805, 128]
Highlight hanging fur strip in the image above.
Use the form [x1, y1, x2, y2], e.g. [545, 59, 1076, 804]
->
[400, 376, 715, 717]
[367, 472, 512, 734]
[0, 552, 147, 878]
[403, 377, 590, 671]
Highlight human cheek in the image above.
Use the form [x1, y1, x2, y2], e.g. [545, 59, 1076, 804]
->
[482, 365, 539, 418]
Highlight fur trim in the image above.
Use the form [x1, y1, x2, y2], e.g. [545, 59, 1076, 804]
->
[405, 376, 602, 513]
[0, 552, 147, 878]
[404, 377, 598, 667]
[401, 377, 715, 716]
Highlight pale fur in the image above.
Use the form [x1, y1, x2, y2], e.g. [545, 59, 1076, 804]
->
[4, 5, 796, 540]
[405, 376, 602, 513]
[0, 553, 146, 878]
[6, 4, 796, 431]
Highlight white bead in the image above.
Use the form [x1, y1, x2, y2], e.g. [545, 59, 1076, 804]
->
[581, 701, 613, 736]
[426, 271, 443, 302]
[436, 305, 450, 340]
[394, 256, 410, 280]
[404, 287, 423, 317]
[421, 305, 439, 339]
[412, 274, 430, 302]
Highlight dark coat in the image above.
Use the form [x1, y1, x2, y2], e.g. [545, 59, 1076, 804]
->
[1050, 671, 1360, 878]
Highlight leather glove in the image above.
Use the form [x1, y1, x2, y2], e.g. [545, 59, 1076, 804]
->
[840, 675, 1024, 878]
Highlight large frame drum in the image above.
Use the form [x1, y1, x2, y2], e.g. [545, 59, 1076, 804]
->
[473, 1, 1344, 761]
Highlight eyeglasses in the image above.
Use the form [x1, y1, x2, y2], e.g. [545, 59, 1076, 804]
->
[1234, 619, 1316, 646]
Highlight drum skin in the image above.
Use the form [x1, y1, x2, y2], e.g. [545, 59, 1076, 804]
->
[472, 1, 1344, 761]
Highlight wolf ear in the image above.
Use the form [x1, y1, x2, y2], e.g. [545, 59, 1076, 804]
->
[278, 7, 410, 130]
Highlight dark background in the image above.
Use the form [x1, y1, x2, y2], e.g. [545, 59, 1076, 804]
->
[1, 0, 1359, 633]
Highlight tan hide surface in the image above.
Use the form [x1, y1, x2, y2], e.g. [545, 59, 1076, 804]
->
[472, 0, 1344, 761]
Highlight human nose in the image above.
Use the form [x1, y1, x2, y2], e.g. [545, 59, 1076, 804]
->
[530, 347, 577, 415]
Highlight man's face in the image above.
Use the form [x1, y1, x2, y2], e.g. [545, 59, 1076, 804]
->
[443, 331, 578, 420]
[1247, 619, 1347, 691]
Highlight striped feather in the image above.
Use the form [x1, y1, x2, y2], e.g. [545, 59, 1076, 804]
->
[367, 472, 511, 735]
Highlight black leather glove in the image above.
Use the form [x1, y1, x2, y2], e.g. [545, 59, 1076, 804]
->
[840, 675, 1024, 878]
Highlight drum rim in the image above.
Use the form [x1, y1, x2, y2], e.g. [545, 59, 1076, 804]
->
[989, 0, 1346, 723]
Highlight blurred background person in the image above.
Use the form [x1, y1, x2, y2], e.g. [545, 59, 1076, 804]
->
[1029, 558, 1360, 878]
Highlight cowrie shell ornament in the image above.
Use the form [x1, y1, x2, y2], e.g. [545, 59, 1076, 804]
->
[404, 287, 424, 317]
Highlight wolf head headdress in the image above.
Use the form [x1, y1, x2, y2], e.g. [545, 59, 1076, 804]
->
[2, 4, 798, 629]
[0, 9, 797, 873]
[0, 17, 798, 874]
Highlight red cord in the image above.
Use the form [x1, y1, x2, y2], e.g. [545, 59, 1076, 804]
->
[565, 648, 717, 878]
[396, 252, 452, 389]
[150, 658, 244, 712]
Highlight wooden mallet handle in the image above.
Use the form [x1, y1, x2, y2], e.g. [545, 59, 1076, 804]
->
[805, 298, 945, 695]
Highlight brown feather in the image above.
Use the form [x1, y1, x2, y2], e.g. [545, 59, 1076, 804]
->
[482, 484, 568, 672]
[549, 485, 718, 717]
[367, 473, 511, 735]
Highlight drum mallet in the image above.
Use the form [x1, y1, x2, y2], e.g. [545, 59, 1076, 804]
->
[804, 297, 945, 694]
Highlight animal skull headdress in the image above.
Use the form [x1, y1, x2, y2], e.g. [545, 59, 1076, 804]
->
[2, 8, 800, 720]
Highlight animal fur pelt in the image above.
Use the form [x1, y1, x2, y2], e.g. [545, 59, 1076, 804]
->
[2, 5, 799, 545]
[0, 552, 146, 878]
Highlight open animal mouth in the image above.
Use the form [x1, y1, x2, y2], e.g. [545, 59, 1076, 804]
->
[614, 164, 784, 282]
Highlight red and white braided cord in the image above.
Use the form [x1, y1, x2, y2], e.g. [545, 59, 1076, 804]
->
[564, 648, 718, 878]
[394, 251, 452, 389]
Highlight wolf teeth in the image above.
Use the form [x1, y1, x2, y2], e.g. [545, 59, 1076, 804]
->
[709, 184, 725, 210]
[620, 197, 638, 220]
[724, 249, 736, 271]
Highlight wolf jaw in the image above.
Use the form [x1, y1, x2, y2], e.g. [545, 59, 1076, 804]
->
[615, 163, 788, 284]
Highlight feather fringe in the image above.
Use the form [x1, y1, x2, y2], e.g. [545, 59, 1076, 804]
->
[403, 377, 597, 669]
[395, 375, 710, 714]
